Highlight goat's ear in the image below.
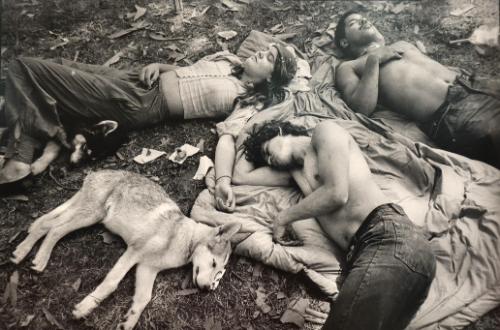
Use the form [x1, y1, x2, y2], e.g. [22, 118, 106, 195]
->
[216, 222, 242, 241]
[95, 120, 118, 136]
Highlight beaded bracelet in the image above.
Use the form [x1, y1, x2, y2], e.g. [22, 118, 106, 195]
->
[216, 175, 232, 182]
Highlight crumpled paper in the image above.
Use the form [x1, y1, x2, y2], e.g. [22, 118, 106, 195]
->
[193, 156, 214, 180]
[169, 144, 200, 164]
[133, 148, 166, 164]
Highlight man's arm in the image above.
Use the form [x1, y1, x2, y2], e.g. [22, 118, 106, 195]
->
[277, 121, 350, 226]
[232, 149, 292, 186]
[336, 56, 380, 116]
[336, 47, 403, 116]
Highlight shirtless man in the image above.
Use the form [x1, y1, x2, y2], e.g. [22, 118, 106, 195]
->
[237, 120, 436, 330]
[335, 11, 500, 168]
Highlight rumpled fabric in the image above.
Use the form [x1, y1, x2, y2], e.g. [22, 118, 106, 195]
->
[191, 31, 500, 329]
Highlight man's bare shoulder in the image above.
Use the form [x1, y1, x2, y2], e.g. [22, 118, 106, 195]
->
[313, 121, 349, 142]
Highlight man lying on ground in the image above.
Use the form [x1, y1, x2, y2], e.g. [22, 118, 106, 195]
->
[236, 119, 436, 330]
[334, 10, 500, 168]
[0, 44, 297, 191]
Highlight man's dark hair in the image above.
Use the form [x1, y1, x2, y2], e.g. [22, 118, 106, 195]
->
[334, 10, 360, 50]
[241, 120, 308, 167]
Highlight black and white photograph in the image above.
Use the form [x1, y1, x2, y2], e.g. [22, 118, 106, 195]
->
[1, 0, 499, 329]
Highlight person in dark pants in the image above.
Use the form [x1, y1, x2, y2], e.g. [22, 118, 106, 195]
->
[237, 120, 436, 330]
[334, 11, 500, 168]
[0, 44, 297, 189]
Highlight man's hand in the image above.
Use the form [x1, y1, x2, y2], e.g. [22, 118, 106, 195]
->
[273, 214, 303, 246]
[215, 179, 236, 213]
[370, 46, 403, 65]
[140, 63, 160, 87]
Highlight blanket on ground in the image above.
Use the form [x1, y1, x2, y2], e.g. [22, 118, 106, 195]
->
[191, 31, 500, 329]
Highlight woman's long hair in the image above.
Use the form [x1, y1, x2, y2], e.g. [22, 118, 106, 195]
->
[231, 65, 285, 110]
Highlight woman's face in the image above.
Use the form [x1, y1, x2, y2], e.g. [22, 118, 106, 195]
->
[242, 45, 278, 84]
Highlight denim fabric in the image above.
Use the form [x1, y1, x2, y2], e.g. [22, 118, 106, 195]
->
[419, 75, 500, 167]
[323, 203, 436, 330]
[2, 57, 168, 163]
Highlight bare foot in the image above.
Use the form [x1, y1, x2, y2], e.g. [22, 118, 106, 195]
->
[0, 159, 31, 184]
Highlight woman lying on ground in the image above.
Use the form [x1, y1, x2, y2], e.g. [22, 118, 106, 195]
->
[0, 44, 297, 190]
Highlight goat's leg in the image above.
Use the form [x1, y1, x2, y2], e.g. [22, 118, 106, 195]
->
[31, 206, 102, 272]
[73, 248, 138, 319]
[31, 140, 61, 175]
[116, 264, 159, 330]
[11, 191, 82, 264]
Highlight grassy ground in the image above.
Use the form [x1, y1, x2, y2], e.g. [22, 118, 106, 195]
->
[1, 0, 499, 329]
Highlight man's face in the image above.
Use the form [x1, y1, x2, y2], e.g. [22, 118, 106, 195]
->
[341, 14, 384, 49]
[261, 135, 296, 169]
[242, 45, 278, 84]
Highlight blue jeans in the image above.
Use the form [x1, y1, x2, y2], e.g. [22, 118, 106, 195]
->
[323, 204, 436, 330]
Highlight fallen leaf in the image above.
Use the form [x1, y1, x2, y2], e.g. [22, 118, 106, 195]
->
[108, 21, 151, 39]
[415, 40, 427, 53]
[413, 25, 420, 34]
[204, 316, 223, 330]
[4, 194, 29, 202]
[221, 0, 242, 12]
[1, 47, 7, 56]
[390, 3, 407, 14]
[274, 33, 297, 41]
[20, 314, 35, 327]
[252, 263, 263, 279]
[99, 231, 118, 244]
[9, 231, 21, 243]
[252, 310, 260, 319]
[276, 291, 286, 299]
[148, 2, 171, 16]
[175, 288, 199, 296]
[115, 151, 125, 160]
[280, 298, 308, 327]
[71, 278, 81, 292]
[49, 38, 69, 51]
[103, 51, 124, 67]
[196, 139, 205, 153]
[149, 32, 170, 41]
[255, 286, 271, 314]
[217, 30, 238, 40]
[42, 308, 64, 330]
[134, 5, 147, 21]
[450, 4, 475, 16]
[268, 23, 285, 34]
[234, 19, 247, 27]
[468, 25, 499, 47]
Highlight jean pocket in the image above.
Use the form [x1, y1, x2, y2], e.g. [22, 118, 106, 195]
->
[393, 221, 436, 279]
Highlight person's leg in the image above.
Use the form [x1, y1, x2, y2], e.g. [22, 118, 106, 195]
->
[323, 204, 436, 330]
[1, 57, 160, 184]
[435, 83, 500, 168]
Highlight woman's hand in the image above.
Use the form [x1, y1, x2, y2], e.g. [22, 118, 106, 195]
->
[140, 63, 160, 87]
[215, 178, 236, 213]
